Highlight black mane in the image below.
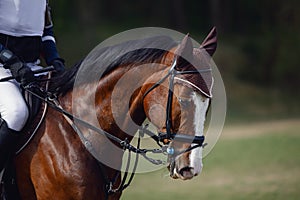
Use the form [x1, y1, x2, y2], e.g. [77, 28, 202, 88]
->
[49, 35, 177, 95]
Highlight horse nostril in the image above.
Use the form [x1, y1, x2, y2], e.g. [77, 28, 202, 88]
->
[179, 166, 194, 179]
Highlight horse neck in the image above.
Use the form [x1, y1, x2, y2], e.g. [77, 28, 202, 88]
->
[94, 53, 175, 135]
[60, 49, 175, 142]
[58, 65, 149, 147]
[52, 56, 174, 183]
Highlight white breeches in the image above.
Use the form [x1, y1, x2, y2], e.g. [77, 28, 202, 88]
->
[0, 62, 42, 131]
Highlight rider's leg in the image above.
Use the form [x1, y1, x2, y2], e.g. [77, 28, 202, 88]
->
[0, 67, 29, 171]
[0, 118, 20, 171]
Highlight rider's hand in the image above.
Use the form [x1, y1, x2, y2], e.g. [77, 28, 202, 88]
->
[0, 49, 36, 86]
[51, 58, 65, 74]
[16, 63, 36, 86]
[8, 61, 35, 86]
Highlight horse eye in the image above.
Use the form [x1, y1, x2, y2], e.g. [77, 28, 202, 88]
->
[178, 98, 190, 107]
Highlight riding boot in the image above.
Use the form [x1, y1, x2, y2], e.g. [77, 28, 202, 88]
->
[0, 118, 19, 172]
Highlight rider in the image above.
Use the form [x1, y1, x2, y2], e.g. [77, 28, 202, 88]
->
[0, 0, 65, 171]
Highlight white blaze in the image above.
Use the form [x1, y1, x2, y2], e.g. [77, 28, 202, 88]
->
[190, 92, 209, 175]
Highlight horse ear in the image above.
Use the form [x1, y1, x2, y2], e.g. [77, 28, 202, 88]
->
[174, 33, 193, 61]
[200, 27, 217, 56]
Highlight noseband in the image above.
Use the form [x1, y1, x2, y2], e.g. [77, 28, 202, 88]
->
[142, 59, 211, 154]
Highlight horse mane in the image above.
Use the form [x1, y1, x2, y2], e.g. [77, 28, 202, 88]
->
[49, 35, 177, 95]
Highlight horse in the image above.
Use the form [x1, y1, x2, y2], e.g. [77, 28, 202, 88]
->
[8, 27, 217, 199]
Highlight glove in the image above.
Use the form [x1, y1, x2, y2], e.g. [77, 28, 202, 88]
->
[0, 49, 35, 86]
[50, 58, 65, 74]
[8, 61, 36, 86]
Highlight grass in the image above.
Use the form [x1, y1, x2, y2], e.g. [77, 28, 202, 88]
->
[121, 119, 300, 200]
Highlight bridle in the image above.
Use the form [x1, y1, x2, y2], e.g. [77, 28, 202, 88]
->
[142, 58, 212, 155]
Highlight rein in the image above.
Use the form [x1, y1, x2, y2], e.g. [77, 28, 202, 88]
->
[22, 86, 170, 197]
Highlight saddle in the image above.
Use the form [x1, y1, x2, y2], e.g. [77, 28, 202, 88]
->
[1, 75, 50, 200]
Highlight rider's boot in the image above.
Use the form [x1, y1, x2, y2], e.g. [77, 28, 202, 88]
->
[0, 118, 19, 172]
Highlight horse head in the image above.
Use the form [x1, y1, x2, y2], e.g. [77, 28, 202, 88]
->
[142, 27, 217, 180]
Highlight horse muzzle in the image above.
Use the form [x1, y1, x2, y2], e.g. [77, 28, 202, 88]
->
[167, 154, 201, 180]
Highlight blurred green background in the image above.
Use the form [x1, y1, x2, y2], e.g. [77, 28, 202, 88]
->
[49, 0, 300, 199]
[51, 0, 300, 122]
